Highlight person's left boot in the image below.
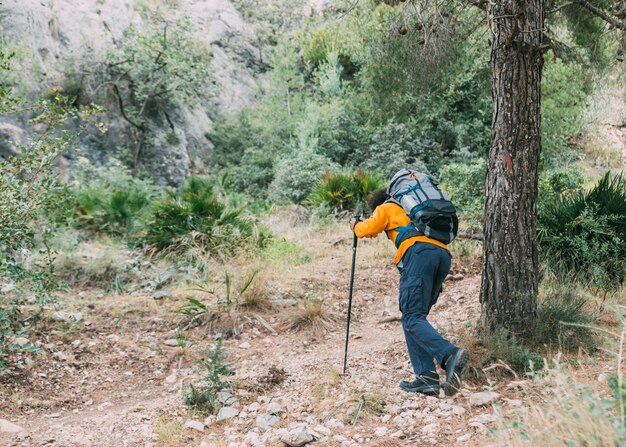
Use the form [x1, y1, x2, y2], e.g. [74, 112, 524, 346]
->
[399, 371, 439, 395]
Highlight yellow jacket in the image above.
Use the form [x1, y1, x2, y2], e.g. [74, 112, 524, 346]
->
[354, 202, 449, 264]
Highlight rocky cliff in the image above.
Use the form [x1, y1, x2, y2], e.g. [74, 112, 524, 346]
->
[0, 0, 319, 186]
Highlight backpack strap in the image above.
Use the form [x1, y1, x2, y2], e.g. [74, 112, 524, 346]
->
[390, 223, 420, 249]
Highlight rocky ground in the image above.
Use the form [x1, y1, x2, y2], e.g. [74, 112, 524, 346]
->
[0, 217, 618, 447]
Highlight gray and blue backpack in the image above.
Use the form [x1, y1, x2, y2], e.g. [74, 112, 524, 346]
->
[386, 169, 459, 246]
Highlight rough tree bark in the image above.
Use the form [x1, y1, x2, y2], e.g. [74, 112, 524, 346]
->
[480, 0, 545, 334]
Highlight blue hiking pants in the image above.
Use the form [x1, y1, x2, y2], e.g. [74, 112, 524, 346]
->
[398, 242, 455, 376]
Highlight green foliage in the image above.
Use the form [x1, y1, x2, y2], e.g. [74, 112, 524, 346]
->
[352, 121, 436, 178]
[530, 287, 596, 353]
[143, 176, 259, 256]
[72, 161, 159, 237]
[0, 52, 83, 370]
[183, 340, 235, 414]
[258, 237, 311, 266]
[54, 245, 135, 293]
[538, 172, 626, 290]
[541, 57, 592, 156]
[308, 169, 385, 214]
[439, 153, 486, 226]
[270, 148, 335, 204]
[480, 330, 545, 373]
[100, 14, 210, 128]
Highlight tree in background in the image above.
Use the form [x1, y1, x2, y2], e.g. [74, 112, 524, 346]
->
[70, 12, 211, 171]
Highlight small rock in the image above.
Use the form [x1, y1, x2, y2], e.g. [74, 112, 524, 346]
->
[469, 391, 500, 407]
[1, 283, 16, 293]
[280, 426, 315, 447]
[313, 425, 331, 437]
[505, 399, 522, 407]
[267, 402, 283, 415]
[106, 334, 120, 343]
[256, 413, 280, 430]
[12, 337, 30, 347]
[49, 413, 61, 418]
[165, 371, 177, 384]
[163, 339, 178, 347]
[217, 407, 239, 421]
[216, 390, 236, 406]
[52, 352, 68, 361]
[153, 291, 171, 301]
[239, 341, 251, 349]
[597, 373, 607, 383]
[203, 415, 216, 427]
[248, 402, 261, 412]
[393, 415, 406, 426]
[421, 423, 439, 434]
[0, 419, 25, 433]
[469, 414, 498, 424]
[374, 427, 388, 437]
[457, 433, 471, 443]
[452, 405, 466, 415]
[326, 418, 344, 429]
[183, 420, 204, 432]
[51, 311, 83, 323]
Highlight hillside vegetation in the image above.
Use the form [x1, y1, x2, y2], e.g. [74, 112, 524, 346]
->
[0, 0, 625, 446]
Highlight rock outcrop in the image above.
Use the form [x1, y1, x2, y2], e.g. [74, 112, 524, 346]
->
[0, 0, 297, 186]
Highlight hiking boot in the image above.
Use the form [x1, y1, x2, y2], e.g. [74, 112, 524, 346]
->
[442, 348, 470, 396]
[399, 371, 439, 395]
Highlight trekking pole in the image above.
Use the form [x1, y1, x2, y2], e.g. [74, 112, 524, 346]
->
[343, 214, 361, 374]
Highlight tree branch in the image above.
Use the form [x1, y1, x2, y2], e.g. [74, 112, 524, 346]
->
[576, 0, 626, 31]
[111, 83, 144, 131]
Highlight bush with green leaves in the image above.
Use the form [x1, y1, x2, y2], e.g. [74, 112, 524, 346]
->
[183, 340, 234, 414]
[439, 154, 487, 226]
[72, 161, 159, 237]
[538, 172, 626, 290]
[143, 176, 260, 256]
[69, 12, 211, 169]
[0, 50, 85, 370]
[308, 169, 385, 214]
[541, 57, 593, 157]
[351, 121, 438, 178]
[269, 145, 336, 204]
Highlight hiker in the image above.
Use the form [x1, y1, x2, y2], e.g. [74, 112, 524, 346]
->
[349, 170, 470, 396]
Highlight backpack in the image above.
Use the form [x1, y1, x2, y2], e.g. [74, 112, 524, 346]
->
[385, 168, 458, 246]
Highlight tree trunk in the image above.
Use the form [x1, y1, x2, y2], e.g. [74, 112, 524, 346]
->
[480, 0, 544, 334]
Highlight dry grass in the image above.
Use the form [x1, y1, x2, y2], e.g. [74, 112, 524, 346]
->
[154, 414, 193, 447]
[282, 296, 334, 332]
[492, 361, 623, 446]
[54, 243, 134, 293]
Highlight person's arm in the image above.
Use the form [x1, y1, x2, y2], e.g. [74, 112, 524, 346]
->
[351, 205, 389, 238]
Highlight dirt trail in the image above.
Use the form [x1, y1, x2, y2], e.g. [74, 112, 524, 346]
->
[0, 227, 532, 447]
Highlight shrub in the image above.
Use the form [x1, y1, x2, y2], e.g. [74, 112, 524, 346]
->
[283, 296, 334, 332]
[538, 172, 626, 290]
[308, 169, 385, 214]
[351, 121, 437, 178]
[183, 341, 234, 414]
[541, 57, 592, 156]
[270, 149, 335, 204]
[439, 155, 487, 226]
[72, 161, 159, 237]
[530, 286, 596, 353]
[54, 244, 135, 293]
[1, 53, 80, 370]
[143, 176, 259, 256]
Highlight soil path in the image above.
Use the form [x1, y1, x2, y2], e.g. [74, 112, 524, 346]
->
[0, 227, 514, 447]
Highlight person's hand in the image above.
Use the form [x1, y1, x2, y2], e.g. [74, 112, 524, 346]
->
[349, 217, 357, 231]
